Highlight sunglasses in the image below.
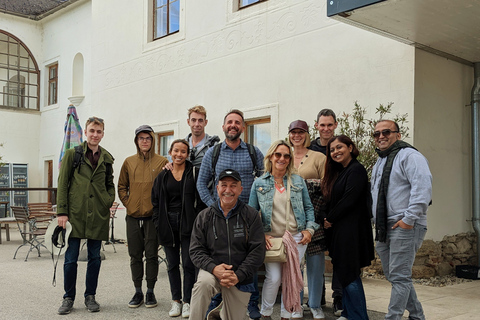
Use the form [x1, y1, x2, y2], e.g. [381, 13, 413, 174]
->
[88, 117, 104, 123]
[373, 129, 399, 139]
[273, 152, 291, 160]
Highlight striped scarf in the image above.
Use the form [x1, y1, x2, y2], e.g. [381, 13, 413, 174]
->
[375, 140, 416, 242]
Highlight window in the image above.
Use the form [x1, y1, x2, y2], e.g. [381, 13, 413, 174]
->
[153, 0, 180, 40]
[244, 117, 271, 156]
[0, 30, 40, 110]
[239, 0, 266, 9]
[157, 131, 174, 161]
[48, 63, 58, 105]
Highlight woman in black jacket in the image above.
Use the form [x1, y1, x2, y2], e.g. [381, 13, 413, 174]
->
[152, 139, 206, 318]
[322, 135, 374, 320]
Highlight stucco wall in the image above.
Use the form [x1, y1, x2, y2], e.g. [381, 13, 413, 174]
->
[414, 49, 474, 240]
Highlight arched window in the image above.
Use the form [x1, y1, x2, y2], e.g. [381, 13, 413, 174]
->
[0, 30, 40, 110]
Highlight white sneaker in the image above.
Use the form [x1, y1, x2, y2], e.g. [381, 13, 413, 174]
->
[338, 317, 348, 320]
[182, 302, 190, 318]
[292, 307, 303, 319]
[311, 307, 325, 320]
[169, 301, 182, 317]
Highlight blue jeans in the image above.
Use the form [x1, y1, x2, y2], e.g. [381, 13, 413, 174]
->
[306, 252, 325, 309]
[63, 238, 102, 300]
[376, 223, 427, 320]
[342, 276, 369, 320]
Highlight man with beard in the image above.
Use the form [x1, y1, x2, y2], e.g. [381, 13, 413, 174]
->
[197, 109, 264, 319]
[197, 109, 264, 206]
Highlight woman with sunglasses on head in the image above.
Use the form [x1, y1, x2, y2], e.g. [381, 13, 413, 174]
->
[322, 135, 374, 320]
[249, 140, 319, 320]
[152, 139, 206, 318]
[288, 120, 327, 320]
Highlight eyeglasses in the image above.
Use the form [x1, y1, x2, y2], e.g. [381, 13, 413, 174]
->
[289, 130, 306, 136]
[138, 137, 152, 142]
[273, 152, 291, 160]
[373, 129, 399, 139]
[87, 117, 104, 123]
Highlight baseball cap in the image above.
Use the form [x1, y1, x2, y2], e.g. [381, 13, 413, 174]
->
[135, 125, 154, 136]
[218, 169, 242, 182]
[288, 120, 308, 132]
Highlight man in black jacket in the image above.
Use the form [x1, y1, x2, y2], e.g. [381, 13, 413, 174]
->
[189, 169, 265, 320]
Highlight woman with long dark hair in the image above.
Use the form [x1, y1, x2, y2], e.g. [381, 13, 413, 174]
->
[152, 139, 206, 318]
[322, 135, 374, 320]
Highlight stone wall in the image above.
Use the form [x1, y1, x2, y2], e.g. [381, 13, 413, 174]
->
[364, 232, 478, 278]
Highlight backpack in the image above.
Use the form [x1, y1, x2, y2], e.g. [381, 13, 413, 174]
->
[207, 143, 259, 195]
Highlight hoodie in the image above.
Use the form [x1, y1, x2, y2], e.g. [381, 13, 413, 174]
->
[118, 130, 168, 218]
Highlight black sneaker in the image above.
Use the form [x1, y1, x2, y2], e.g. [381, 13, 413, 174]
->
[333, 297, 343, 316]
[85, 295, 100, 312]
[145, 292, 157, 308]
[58, 297, 74, 315]
[128, 292, 144, 308]
[248, 300, 261, 319]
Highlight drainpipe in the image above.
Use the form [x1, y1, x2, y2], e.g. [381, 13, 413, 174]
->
[472, 62, 480, 266]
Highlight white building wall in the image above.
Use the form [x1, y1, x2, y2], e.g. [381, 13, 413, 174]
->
[0, 14, 43, 201]
[8, 0, 475, 241]
[414, 49, 474, 240]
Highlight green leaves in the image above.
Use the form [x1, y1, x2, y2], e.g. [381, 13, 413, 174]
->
[337, 101, 409, 179]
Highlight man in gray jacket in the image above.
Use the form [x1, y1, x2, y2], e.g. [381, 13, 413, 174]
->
[371, 120, 432, 320]
[185, 105, 219, 168]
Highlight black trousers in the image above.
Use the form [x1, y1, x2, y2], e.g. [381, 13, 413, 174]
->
[126, 215, 158, 289]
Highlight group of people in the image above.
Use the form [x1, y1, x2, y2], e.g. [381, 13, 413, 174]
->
[55, 105, 432, 320]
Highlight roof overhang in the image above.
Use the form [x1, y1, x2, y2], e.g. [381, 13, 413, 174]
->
[0, 0, 79, 21]
[327, 0, 480, 66]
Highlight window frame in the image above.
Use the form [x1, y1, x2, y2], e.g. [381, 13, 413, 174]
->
[153, 0, 180, 40]
[0, 30, 40, 111]
[157, 130, 175, 159]
[238, 0, 267, 10]
[48, 63, 58, 106]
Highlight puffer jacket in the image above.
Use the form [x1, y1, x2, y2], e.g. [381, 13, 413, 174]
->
[57, 141, 115, 241]
[189, 200, 266, 285]
[118, 131, 168, 218]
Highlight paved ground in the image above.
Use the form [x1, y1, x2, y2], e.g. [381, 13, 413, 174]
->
[1, 229, 479, 319]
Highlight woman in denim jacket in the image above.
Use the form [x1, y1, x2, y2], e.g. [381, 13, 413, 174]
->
[249, 140, 318, 319]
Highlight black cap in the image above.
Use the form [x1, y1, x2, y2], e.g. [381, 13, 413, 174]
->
[218, 169, 242, 182]
[135, 125, 154, 136]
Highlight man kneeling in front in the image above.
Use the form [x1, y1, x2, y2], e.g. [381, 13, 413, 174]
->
[189, 169, 265, 320]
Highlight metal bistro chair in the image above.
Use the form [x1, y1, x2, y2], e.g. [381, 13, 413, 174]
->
[11, 206, 47, 261]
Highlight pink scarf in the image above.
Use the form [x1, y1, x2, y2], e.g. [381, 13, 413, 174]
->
[281, 230, 303, 313]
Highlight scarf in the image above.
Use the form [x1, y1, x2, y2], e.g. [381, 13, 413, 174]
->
[281, 230, 303, 313]
[375, 140, 416, 242]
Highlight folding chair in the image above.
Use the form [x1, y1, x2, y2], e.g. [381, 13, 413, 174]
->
[104, 202, 120, 253]
[11, 206, 47, 261]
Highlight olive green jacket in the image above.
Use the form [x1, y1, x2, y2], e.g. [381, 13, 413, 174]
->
[57, 141, 115, 241]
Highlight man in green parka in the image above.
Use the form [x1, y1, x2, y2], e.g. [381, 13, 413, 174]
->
[56, 116, 115, 315]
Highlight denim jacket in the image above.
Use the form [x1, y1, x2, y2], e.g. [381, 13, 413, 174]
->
[248, 172, 319, 233]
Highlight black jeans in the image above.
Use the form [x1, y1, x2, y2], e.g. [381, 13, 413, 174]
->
[164, 212, 196, 303]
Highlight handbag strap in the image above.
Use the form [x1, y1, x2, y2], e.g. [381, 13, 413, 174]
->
[285, 177, 291, 231]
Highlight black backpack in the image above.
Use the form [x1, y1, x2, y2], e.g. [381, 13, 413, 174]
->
[207, 143, 260, 195]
